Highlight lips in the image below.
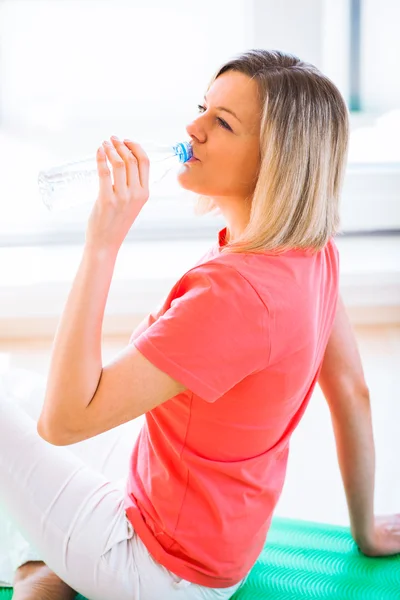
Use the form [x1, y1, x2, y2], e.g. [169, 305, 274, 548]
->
[190, 146, 200, 161]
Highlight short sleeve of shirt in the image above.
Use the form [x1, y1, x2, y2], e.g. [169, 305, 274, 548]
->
[132, 262, 271, 403]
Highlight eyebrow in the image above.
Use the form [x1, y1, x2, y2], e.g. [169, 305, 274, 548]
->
[203, 95, 242, 124]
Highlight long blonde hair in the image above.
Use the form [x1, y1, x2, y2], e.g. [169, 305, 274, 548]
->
[194, 49, 349, 255]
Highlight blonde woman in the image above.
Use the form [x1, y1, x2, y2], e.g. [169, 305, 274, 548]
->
[1, 49, 399, 600]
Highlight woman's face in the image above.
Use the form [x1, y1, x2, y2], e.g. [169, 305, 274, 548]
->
[178, 71, 262, 201]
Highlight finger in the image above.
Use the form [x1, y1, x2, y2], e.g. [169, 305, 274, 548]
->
[123, 139, 150, 191]
[102, 140, 127, 196]
[110, 136, 141, 191]
[96, 146, 113, 198]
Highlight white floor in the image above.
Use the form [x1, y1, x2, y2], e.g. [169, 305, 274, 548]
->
[0, 324, 399, 531]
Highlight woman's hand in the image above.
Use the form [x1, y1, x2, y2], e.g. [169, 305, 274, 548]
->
[85, 136, 150, 255]
[356, 514, 400, 557]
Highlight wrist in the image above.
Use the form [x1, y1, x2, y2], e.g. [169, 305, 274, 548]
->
[351, 524, 375, 551]
[83, 243, 119, 263]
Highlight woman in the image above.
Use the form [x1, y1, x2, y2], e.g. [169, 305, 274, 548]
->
[1, 49, 399, 600]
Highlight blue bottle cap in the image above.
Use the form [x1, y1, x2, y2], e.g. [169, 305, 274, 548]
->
[173, 141, 193, 163]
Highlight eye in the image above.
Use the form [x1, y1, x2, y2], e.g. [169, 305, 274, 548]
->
[197, 104, 232, 131]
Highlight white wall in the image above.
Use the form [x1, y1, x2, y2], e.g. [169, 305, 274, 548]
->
[252, 0, 325, 69]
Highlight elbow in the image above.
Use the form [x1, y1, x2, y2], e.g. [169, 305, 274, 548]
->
[328, 377, 371, 412]
[37, 417, 75, 447]
[344, 379, 370, 402]
[37, 421, 58, 445]
[320, 369, 371, 411]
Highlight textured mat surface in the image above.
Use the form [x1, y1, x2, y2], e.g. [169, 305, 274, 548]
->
[1, 516, 399, 599]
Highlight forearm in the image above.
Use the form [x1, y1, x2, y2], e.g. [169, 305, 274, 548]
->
[329, 391, 376, 547]
[39, 246, 118, 434]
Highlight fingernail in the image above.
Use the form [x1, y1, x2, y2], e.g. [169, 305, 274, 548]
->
[111, 135, 120, 141]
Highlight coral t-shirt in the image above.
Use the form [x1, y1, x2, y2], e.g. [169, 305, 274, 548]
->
[124, 227, 339, 588]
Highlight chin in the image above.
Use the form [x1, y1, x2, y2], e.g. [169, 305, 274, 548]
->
[176, 172, 202, 194]
[177, 171, 214, 195]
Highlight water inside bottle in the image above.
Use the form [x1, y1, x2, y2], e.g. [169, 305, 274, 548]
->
[38, 156, 99, 211]
[38, 141, 190, 211]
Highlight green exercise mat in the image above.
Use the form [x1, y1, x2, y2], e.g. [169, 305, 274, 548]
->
[1, 516, 399, 599]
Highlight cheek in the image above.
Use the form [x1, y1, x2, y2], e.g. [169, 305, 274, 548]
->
[223, 151, 259, 189]
[238, 148, 260, 187]
[176, 147, 259, 195]
[211, 150, 245, 179]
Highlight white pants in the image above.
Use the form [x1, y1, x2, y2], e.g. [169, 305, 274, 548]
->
[0, 368, 248, 600]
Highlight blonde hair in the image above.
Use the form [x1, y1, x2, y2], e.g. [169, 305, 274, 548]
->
[194, 49, 350, 255]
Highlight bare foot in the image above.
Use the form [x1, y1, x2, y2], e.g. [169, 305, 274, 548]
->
[12, 561, 77, 600]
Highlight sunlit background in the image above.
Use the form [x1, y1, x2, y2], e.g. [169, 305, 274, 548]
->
[0, 0, 399, 245]
[0, 0, 399, 534]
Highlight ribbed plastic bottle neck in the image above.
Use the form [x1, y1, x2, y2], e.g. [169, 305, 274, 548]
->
[173, 141, 193, 163]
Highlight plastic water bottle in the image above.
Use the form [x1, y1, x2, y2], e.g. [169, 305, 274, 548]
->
[38, 140, 193, 211]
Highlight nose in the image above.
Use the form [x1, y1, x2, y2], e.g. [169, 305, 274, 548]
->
[185, 117, 206, 145]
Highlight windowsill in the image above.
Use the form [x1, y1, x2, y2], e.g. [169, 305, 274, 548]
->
[0, 235, 399, 339]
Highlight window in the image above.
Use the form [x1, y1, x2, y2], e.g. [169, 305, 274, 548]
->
[251, 0, 399, 233]
[322, 0, 400, 232]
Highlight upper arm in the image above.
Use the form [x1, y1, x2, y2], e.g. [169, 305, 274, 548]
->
[318, 295, 369, 405]
[41, 263, 268, 446]
[42, 344, 187, 446]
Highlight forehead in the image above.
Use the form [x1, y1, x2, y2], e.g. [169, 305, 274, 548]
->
[207, 71, 261, 128]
